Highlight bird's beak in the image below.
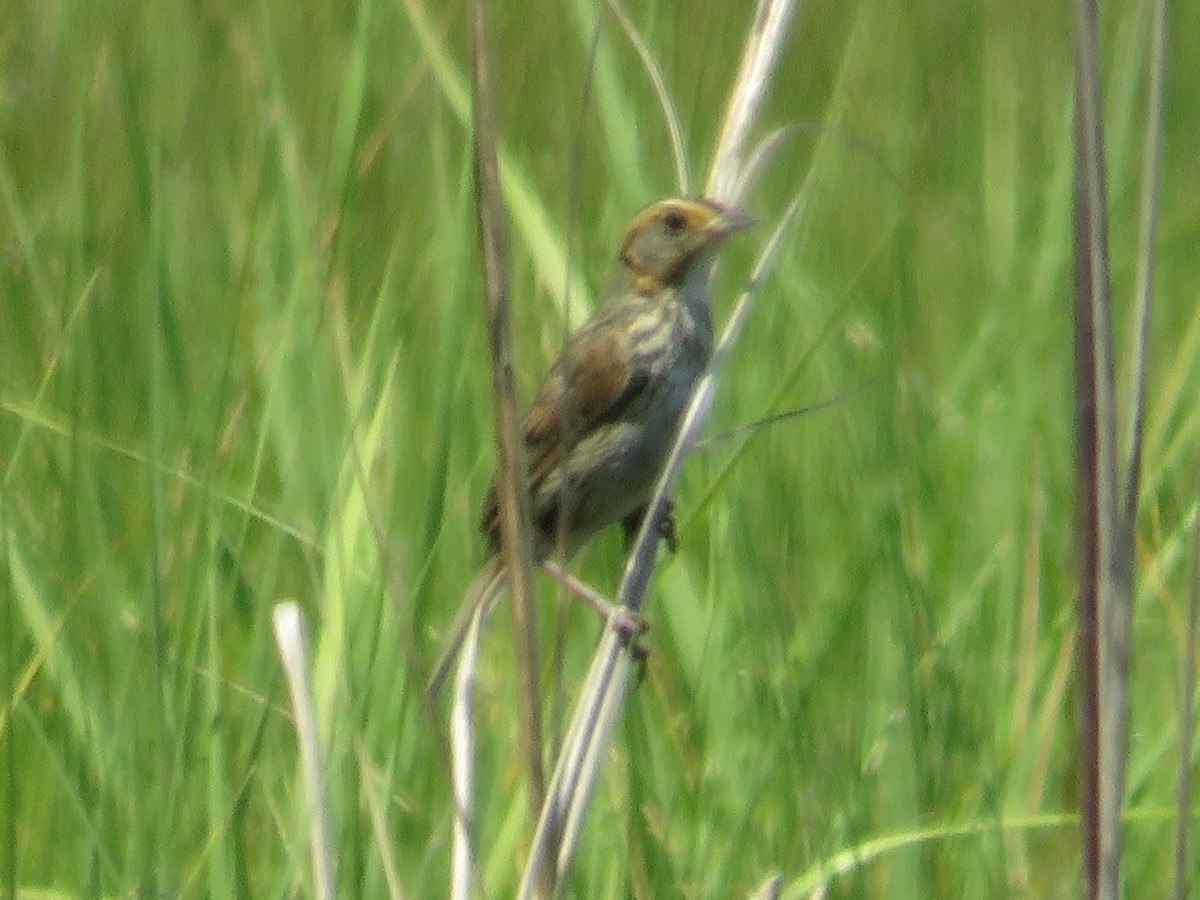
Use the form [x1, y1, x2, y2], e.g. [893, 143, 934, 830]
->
[705, 204, 756, 237]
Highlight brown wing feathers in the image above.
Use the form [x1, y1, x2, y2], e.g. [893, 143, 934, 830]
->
[479, 319, 646, 547]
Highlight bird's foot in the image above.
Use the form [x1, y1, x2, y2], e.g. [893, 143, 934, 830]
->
[606, 603, 651, 681]
[621, 499, 678, 555]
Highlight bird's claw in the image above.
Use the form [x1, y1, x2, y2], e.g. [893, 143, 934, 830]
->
[622, 499, 678, 555]
[608, 605, 650, 681]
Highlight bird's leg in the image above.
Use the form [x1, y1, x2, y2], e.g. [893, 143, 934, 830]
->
[541, 560, 649, 651]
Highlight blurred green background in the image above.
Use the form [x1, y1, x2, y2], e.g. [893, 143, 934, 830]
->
[2, 0, 1198, 896]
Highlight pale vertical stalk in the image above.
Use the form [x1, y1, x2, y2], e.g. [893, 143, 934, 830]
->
[519, 2, 798, 885]
[450, 608, 485, 900]
[272, 603, 334, 900]
[708, 0, 797, 200]
[517, 1, 796, 892]
[519, 191, 806, 897]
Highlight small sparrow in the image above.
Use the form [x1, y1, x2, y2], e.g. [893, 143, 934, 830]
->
[426, 196, 752, 695]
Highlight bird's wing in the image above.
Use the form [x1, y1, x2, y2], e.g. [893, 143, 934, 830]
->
[524, 317, 648, 453]
[479, 300, 653, 541]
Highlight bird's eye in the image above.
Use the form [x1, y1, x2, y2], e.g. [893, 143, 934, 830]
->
[662, 208, 687, 233]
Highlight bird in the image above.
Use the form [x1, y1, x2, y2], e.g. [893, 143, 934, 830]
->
[426, 196, 753, 696]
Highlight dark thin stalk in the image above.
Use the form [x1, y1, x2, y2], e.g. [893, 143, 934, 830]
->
[468, 0, 547, 881]
[1072, 0, 1125, 896]
[1070, 0, 1102, 894]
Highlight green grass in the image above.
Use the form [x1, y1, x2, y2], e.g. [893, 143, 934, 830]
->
[2, 0, 1198, 896]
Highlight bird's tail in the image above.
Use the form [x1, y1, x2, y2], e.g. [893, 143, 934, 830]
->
[425, 556, 507, 698]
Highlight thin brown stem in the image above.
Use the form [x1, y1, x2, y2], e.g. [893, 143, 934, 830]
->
[468, 0, 547, 888]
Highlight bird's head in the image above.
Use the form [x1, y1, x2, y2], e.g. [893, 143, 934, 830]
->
[616, 197, 754, 294]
